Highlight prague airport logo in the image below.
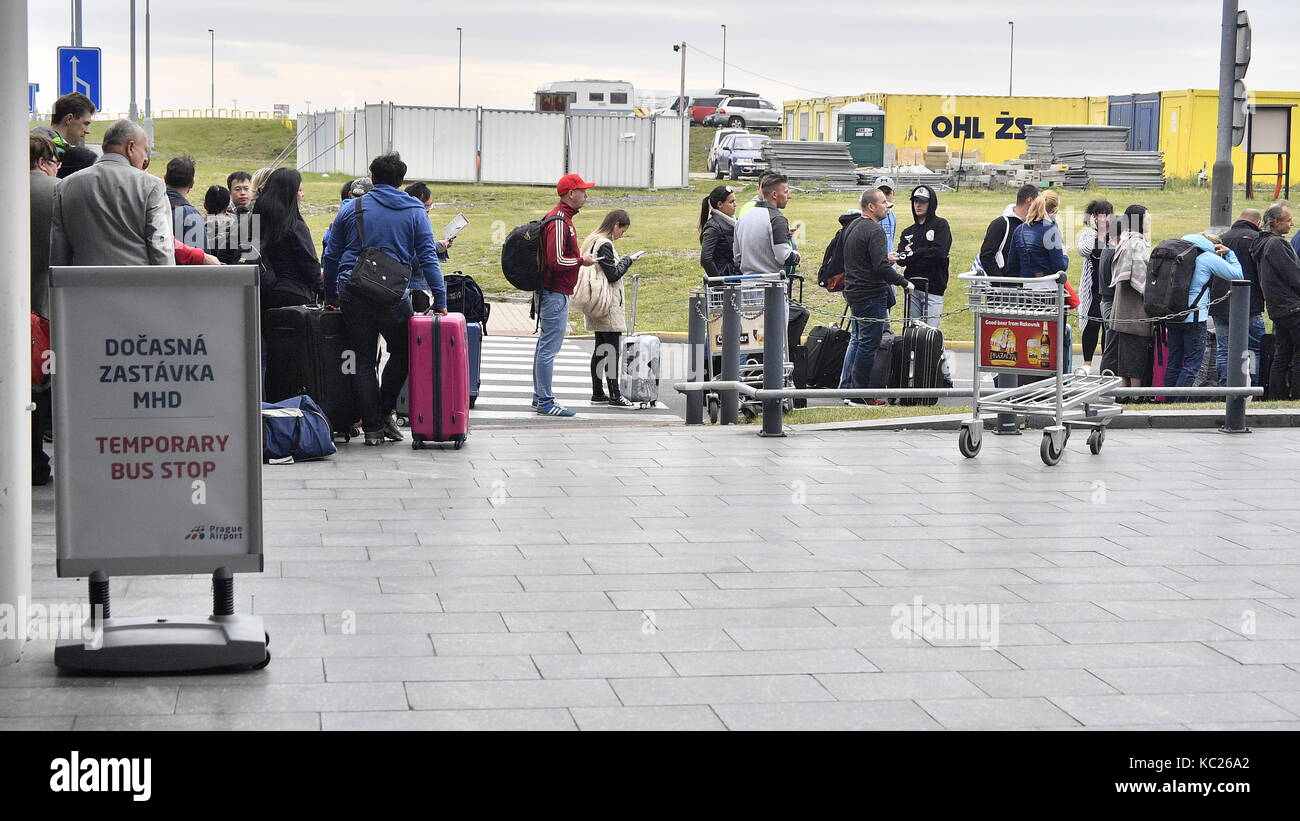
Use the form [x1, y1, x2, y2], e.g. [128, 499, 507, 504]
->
[184, 525, 245, 542]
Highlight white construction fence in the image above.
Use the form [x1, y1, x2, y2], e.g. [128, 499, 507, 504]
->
[296, 103, 690, 189]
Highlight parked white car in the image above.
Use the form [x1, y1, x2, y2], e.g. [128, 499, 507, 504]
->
[704, 96, 782, 130]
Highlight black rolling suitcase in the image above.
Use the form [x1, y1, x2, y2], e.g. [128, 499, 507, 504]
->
[803, 306, 851, 389]
[264, 305, 359, 441]
[890, 279, 944, 406]
[1259, 332, 1276, 398]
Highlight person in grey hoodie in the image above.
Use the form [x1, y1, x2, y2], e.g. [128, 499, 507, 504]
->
[1253, 201, 1300, 398]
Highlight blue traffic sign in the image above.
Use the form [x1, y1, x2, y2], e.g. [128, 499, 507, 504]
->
[28, 83, 39, 114]
[57, 47, 102, 111]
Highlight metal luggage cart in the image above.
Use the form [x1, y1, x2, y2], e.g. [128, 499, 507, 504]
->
[696, 274, 797, 423]
[957, 271, 1122, 466]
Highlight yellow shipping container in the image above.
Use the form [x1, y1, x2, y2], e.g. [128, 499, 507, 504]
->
[1160, 89, 1300, 185]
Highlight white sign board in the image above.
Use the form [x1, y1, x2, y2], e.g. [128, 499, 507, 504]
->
[50, 266, 263, 576]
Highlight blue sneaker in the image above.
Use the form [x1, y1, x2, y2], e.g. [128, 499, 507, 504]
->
[536, 404, 577, 417]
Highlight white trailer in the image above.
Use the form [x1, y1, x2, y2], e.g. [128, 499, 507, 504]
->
[535, 80, 637, 114]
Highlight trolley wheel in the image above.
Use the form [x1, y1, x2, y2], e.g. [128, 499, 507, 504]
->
[740, 404, 757, 421]
[782, 398, 793, 414]
[396, 415, 409, 428]
[453, 438, 465, 451]
[958, 427, 981, 458]
[707, 397, 720, 424]
[264, 632, 270, 648]
[252, 650, 271, 670]
[1040, 433, 1064, 466]
[1088, 427, 1105, 455]
[469, 396, 477, 409]
[412, 439, 425, 451]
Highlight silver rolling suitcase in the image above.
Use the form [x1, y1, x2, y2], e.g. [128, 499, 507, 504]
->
[619, 273, 660, 407]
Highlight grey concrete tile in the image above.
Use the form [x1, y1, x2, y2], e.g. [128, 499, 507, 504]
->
[377, 577, 525, 595]
[846, 585, 1026, 605]
[586, 557, 750, 575]
[917, 697, 1080, 729]
[724, 626, 906, 651]
[321, 613, 506, 635]
[432, 633, 579, 656]
[646, 608, 834, 630]
[280, 560, 434, 578]
[713, 700, 941, 730]
[664, 649, 877, 677]
[1051, 693, 1297, 726]
[859, 647, 1019, 672]
[1090, 665, 1300, 695]
[682, 588, 860, 609]
[706, 571, 873, 589]
[518, 573, 717, 592]
[611, 674, 834, 706]
[404, 679, 619, 710]
[816, 671, 986, 701]
[176, 683, 408, 713]
[865, 569, 1037, 586]
[1097, 599, 1291, 621]
[569, 706, 725, 731]
[985, 602, 1123, 624]
[607, 590, 694, 610]
[438, 592, 614, 612]
[73, 713, 321, 731]
[502, 611, 646, 633]
[0, 717, 75, 730]
[432, 558, 593, 576]
[1043, 620, 1242, 644]
[570, 629, 741, 654]
[532, 653, 675, 680]
[1183, 721, 1300, 730]
[269, 633, 434, 658]
[1204, 640, 1300, 665]
[998, 643, 1236, 669]
[321, 709, 577, 731]
[1004, 583, 1187, 602]
[0, 686, 179, 717]
[324, 656, 539, 683]
[1015, 566, 1191, 584]
[961, 669, 1119, 698]
[737, 555, 904, 573]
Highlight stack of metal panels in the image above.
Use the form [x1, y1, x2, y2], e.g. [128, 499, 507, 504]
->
[762, 141, 859, 183]
[1057, 150, 1167, 190]
[1024, 125, 1164, 189]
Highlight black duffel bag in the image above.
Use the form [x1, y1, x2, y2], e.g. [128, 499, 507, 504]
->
[346, 195, 411, 306]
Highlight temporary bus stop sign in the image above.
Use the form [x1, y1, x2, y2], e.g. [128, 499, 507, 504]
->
[49, 265, 267, 674]
[50, 266, 263, 577]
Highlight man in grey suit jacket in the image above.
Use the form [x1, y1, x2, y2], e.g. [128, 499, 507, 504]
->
[30, 134, 61, 486]
[50, 119, 175, 267]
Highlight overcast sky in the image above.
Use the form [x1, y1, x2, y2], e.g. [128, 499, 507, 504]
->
[25, 1, 1300, 116]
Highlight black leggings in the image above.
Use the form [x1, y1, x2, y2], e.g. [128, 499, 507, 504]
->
[591, 331, 622, 396]
[1082, 318, 1104, 363]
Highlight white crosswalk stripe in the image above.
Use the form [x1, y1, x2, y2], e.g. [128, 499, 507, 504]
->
[473, 335, 678, 426]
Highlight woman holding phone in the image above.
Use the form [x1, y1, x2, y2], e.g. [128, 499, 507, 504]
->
[575, 209, 642, 408]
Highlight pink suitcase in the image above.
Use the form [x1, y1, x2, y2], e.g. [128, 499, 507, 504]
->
[408, 313, 470, 450]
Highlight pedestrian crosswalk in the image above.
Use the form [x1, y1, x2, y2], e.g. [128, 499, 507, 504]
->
[473, 335, 682, 425]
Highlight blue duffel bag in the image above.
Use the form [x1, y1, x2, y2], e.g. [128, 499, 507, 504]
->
[261, 395, 337, 463]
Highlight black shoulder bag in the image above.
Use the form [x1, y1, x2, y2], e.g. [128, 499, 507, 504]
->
[346, 195, 412, 306]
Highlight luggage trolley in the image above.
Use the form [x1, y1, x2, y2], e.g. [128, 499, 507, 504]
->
[696, 273, 801, 423]
[957, 271, 1122, 466]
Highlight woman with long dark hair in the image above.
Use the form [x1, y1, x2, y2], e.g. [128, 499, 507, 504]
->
[699, 185, 737, 277]
[575, 209, 640, 407]
[253, 169, 322, 383]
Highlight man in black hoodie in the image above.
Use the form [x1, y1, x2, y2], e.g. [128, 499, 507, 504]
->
[1253, 202, 1300, 398]
[841, 189, 913, 399]
[898, 184, 952, 327]
[1216, 209, 1265, 385]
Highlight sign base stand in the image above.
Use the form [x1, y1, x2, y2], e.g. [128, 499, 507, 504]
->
[54, 568, 270, 675]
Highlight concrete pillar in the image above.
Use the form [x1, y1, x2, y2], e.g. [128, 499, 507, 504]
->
[1, 0, 33, 666]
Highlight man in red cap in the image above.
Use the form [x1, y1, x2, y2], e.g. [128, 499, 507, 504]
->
[533, 173, 598, 416]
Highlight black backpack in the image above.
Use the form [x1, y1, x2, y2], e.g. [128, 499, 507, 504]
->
[500, 214, 566, 291]
[817, 225, 848, 291]
[1145, 239, 1206, 319]
[443, 271, 490, 330]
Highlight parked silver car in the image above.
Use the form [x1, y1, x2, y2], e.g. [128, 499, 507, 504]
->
[705, 96, 782, 130]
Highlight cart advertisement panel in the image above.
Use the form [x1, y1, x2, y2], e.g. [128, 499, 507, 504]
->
[980, 316, 1059, 372]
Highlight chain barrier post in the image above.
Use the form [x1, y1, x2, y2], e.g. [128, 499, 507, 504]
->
[686, 292, 706, 425]
[720, 285, 741, 424]
[760, 282, 786, 437]
[1222, 279, 1251, 433]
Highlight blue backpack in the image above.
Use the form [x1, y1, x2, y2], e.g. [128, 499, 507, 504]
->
[261, 395, 337, 463]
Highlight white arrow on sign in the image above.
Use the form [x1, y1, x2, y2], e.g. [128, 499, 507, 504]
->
[70, 55, 92, 97]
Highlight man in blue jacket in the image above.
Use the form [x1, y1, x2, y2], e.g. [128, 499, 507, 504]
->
[1166, 232, 1243, 393]
[323, 152, 446, 445]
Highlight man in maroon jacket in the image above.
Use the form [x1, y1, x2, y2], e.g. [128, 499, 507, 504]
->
[533, 173, 598, 416]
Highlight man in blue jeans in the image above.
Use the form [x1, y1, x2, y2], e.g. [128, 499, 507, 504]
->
[840, 188, 913, 404]
[324, 152, 446, 445]
[534, 173, 598, 417]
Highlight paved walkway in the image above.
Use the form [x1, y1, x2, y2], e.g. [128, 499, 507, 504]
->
[6, 426, 1300, 730]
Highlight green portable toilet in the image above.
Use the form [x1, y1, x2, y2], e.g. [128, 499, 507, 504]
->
[836, 102, 886, 167]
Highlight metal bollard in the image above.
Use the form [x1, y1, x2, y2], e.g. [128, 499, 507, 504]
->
[1222, 279, 1251, 434]
[686, 292, 706, 425]
[720, 285, 741, 424]
[760, 282, 786, 437]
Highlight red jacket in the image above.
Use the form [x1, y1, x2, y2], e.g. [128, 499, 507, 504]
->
[541, 201, 581, 294]
[174, 238, 206, 265]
